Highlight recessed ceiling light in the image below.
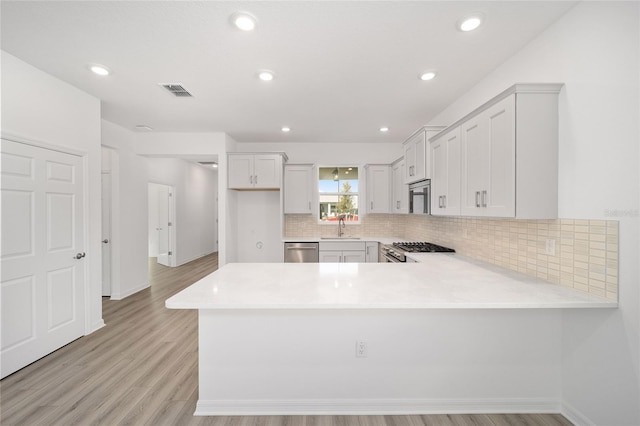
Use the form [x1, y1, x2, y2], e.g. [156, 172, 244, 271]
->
[458, 14, 483, 32]
[230, 12, 257, 31]
[379, 127, 389, 132]
[258, 70, 275, 81]
[419, 71, 437, 81]
[281, 126, 291, 132]
[135, 125, 153, 131]
[89, 64, 111, 76]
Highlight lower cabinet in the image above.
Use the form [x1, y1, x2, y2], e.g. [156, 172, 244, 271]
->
[319, 250, 366, 263]
[365, 241, 378, 263]
[319, 241, 367, 263]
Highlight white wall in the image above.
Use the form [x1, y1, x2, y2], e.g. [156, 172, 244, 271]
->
[235, 191, 283, 262]
[1, 51, 104, 332]
[101, 120, 149, 300]
[147, 158, 217, 266]
[427, 3, 640, 424]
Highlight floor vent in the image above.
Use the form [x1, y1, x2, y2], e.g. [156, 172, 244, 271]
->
[159, 83, 193, 97]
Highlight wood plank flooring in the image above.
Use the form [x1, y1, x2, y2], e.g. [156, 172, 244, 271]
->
[0, 253, 573, 426]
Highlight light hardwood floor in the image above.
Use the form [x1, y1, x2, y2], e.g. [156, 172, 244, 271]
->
[1, 253, 573, 426]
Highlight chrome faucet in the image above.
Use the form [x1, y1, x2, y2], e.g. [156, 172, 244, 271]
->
[338, 214, 346, 237]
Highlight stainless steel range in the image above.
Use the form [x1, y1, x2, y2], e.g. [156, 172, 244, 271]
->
[381, 241, 455, 263]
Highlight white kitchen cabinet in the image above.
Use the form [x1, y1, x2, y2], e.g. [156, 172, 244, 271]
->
[284, 164, 314, 214]
[365, 241, 378, 263]
[402, 126, 446, 184]
[391, 157, 408, 213]
[365, 164, 391, 214]
[228, 153, 284, 189]
[319, 241, 366, 263]
[460, 96, 515, 217]
[430, 127, 461, 216]
[456, 83, 561, 218]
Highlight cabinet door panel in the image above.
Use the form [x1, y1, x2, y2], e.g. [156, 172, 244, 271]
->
[485, 96, 515, 217]
[414, 135, 426, 180]
[392, 160, 407, 213]
[254, 155, 281, 188]
[284, 165, 312, 214]
[319, 251, 342, 263]
[444, 129, 461, 216]
[343, 252, 366, 263]
[460, 118, 486, 215]
[228, 155, 253, 188]
[403, 142, 415, 183]
[367, 165, 390, 213]
[430, 139, 445, 215]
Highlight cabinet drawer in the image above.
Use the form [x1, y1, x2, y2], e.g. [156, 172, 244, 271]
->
[319, 241, 366, 251]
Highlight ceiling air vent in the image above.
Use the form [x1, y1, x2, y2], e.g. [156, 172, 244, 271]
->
[159, 83, 193, 97]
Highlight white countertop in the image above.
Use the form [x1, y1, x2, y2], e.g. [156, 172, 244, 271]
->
[165, 254, 616, 310]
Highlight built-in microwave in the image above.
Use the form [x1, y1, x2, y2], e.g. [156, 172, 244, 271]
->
[409, 180, 430, 215]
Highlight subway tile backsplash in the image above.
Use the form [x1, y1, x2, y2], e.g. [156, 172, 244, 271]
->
[284, 214, 619, 300]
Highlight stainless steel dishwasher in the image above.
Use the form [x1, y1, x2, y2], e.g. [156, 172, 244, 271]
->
[284, 242, 319, 263]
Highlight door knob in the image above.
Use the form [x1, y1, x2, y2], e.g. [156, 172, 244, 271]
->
[74, 252, 86, 259]
[102, 239, 109, 244]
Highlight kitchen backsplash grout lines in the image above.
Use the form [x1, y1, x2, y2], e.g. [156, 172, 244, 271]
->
[284, 214, 619, 300]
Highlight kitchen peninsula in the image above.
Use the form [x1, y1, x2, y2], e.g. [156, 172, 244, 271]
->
[166, 256, 615, 416]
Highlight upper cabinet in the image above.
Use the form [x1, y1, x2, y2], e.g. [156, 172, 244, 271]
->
[402, 126, 446, 184]
[391, 157, 408, 214]
[228, 153, 286, 190]
[284, 164, 314, 214]
[460, 96, 515, 217]
[365, 164, 391, 214]
[430, 127, 461, 216]
[433, 83, 562, 219]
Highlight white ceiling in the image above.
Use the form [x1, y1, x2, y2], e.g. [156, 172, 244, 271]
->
[1, 1, 577, 144]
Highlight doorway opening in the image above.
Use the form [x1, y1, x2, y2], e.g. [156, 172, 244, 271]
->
[148, 182, 176, 269]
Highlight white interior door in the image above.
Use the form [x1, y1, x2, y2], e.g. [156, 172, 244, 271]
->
[154, 184, 172, 267]
[101, 172, 111, 296]
[1, 139, 86, 378]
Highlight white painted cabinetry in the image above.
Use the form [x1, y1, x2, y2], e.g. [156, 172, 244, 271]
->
[365, 164, 391, 214]
[460, 95, 516, 217]
[391, 157, 408, 213]
[402, 126, 446, 184]
[433, 83, 561, 219]
[319, 241, 366, 263]
[461, 84, 561, 218]
[284, 164, 313, 214]
[228, 153, 284, 189]
[430, 127, 461, 216]
[365, 241, 378, 263]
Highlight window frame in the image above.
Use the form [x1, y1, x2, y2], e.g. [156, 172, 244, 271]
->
[317, 165, 361, 225]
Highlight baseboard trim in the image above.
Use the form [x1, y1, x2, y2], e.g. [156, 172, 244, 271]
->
[88, 319, 105, 334]
[176, 251, 216, 267]
[195, 397, 561, 416]
[110, 282, 149, 300]
[562, 401, 595, 426]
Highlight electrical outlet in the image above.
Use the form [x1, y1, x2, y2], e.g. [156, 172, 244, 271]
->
[545, 239, 556, 256]
[356, 340, 368, 358]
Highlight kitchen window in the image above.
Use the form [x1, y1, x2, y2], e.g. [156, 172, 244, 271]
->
[318, 166, 359, 223]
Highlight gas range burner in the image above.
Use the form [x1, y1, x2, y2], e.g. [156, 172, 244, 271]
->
[381, 241, 455, 263]
[392, 242, 456, 253]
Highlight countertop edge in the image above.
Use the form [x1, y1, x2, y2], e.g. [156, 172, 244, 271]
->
[165, 301, 618, 310]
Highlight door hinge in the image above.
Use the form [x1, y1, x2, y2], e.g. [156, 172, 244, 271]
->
[168, 222, 172, 226]
[168, 251, 173, 256]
